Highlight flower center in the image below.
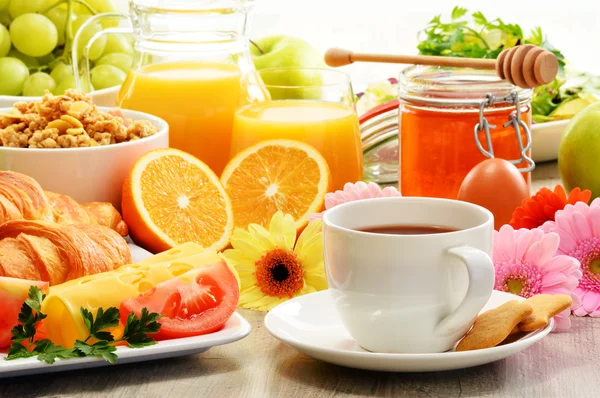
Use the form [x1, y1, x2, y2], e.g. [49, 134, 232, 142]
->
[570, 238, 600, 291]
[506, 279, 524, 295]
[494, 259, 543, 298]
[255, 248, 304, 299]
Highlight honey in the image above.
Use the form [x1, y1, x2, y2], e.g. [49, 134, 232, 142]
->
[398, 66, 532, 199]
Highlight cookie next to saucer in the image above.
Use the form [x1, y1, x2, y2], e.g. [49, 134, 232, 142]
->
[516, 294, 573, 332]
[456, 300, 533, 351]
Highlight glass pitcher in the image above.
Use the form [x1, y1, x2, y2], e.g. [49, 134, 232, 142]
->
[73, 0, 256, 175]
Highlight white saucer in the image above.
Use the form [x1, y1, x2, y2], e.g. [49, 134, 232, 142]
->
[265, 290, 552, 372]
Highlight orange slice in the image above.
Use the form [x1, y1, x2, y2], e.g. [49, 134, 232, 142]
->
[122, 148, 234, 253]
[221, 139, 330, 231]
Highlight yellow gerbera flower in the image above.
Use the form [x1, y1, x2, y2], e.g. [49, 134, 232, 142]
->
[223, 211, 327, 311]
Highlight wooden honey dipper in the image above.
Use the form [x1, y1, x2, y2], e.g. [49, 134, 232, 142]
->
[324, 44, 558, 88]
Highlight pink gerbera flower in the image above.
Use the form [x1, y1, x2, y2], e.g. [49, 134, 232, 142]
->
[309, 181, 401, 221]
[493, 225, 582, 331]
[540, 198, 600, 317]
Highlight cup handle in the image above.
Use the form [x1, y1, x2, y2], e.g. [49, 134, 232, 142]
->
[434, 245, 495, 336]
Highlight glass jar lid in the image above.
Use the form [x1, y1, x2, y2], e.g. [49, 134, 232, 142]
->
[399, 66, 532, 107]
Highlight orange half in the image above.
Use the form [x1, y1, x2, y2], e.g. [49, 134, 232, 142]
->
[221, 139, 330, 231]
[122, 148, 234, 253]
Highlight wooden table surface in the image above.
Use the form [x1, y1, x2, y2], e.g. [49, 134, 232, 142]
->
[2, 162, 594, 398]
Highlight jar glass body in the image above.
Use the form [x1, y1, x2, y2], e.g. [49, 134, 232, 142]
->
[398, 66, 532, 199]
[116, 0, 256, 174]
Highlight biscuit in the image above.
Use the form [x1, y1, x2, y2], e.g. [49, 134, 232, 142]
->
[516, 294, 573, 332]
[455, 300, 533, 351]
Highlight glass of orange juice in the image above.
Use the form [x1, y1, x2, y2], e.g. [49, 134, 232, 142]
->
[231, 68, 363, 191]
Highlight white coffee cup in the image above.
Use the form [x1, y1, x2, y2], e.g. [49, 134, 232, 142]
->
[322, 197, 495, 354]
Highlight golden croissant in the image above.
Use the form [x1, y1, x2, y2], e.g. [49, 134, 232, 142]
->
[0, 220, 131, 285]
[0, 171, 128, 236]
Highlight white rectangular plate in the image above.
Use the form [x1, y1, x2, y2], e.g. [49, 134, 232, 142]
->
[0, 312, 251, 379]
[0, 240, 251, 379]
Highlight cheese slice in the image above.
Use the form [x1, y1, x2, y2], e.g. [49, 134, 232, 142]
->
[41, 243, 223, 348]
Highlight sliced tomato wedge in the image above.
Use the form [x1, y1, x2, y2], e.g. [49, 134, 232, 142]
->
[120, 260, 239, 340]
[0, 277, 49, 348]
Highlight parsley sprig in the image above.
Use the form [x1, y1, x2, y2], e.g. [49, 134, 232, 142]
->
[5, 286, 161, 365]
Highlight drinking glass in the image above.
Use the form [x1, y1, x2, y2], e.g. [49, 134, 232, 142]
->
[231, 68, 363, 190]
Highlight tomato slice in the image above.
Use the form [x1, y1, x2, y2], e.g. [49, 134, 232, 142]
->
[0, 277, 49, 348]
[120, 260, 239, 340]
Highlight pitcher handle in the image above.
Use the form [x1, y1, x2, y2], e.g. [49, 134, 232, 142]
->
[434, 245, 495, 336]
[72, 13, 132, 92]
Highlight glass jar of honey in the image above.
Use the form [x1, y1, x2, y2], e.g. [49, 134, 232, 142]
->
[398, 66, 533, 199]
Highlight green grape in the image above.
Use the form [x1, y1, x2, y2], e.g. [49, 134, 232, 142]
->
[37, 53, 55, 65]
[0, 0, 9, 10]
[8, 48, 39, 67]
[0, 57, 29, 95]
[0, 10, 10, 26]
[10, 13, 58, 57]
[102, 34, 133, 56]
[54, 74, 93, 94]
[72, 15, 107, 61]
[95, 53, 132, 72]
[8, 0, 48, 19]
[0, 23, 10, 57]
[50, 62, 74, 84]
[86, 0, 120, 28]
[45, 5, 76, 46]
[53, 75, 76, 95]
[23, 72, 56, 96]
[90, 64, 125, 90]
[87, 0, 118, 13]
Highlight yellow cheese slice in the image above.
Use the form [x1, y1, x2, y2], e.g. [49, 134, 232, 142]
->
[41, 243, 224, 348]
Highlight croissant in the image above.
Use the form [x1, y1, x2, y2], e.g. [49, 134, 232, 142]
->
[0, 171, 128, 236]
[0, 220, 131, 285]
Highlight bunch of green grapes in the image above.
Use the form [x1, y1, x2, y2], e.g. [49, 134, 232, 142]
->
[0, 0, 131, 96]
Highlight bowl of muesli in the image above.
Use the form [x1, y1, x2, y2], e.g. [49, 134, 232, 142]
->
[0, 90, 168, 209]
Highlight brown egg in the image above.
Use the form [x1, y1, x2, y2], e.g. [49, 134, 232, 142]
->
[457, 158, 530, 230]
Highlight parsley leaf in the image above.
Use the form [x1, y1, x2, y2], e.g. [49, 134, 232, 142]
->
[74, 340, 118, 365]
[80, 307, 120, 342]
[5, 344, 36, 360]
[34, 340, 81, 365]
[121, 308, 162, 348]
[451, 6, 467, 20]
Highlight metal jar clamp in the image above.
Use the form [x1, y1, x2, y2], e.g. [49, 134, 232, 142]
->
[473, 91, 535, 172]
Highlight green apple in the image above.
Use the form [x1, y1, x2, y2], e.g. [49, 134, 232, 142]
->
[558, 102, 600, 199]
[250, 35, 327, 99]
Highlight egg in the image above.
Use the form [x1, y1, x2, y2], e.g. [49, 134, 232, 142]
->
[457, 158, 530, 230]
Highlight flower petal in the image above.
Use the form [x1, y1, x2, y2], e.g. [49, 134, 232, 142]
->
[222, 248, 252, 267]
[541, 273, 568, 288]
[589, 206, 600, 237]
[551, 309, 571, 331]
[542, 255, 578, 274]
[248, 223, 276, 250]
[230, 233, 265, 262]
[583, 290, 600, 313]
[554, 228, 578, 254]
[515, 229, 532, 260]
[304, 272, 328, 291]
[572, 211, 593, 242]
[269, 211, 296, 250]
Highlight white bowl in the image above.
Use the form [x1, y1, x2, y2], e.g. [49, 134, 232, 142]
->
[0, 86, 120, 108]
[0, 107, 168, 210]
[530, 119, 571, 163]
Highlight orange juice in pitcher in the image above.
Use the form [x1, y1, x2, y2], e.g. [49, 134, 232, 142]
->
[75, 0, 256, 175]
[118, 62, 243, 174]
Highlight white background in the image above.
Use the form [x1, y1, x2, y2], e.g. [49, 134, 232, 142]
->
[116, 0, 600, 84]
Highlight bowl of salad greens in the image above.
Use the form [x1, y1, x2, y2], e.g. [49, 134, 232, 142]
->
[356, 7, 600, 163]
